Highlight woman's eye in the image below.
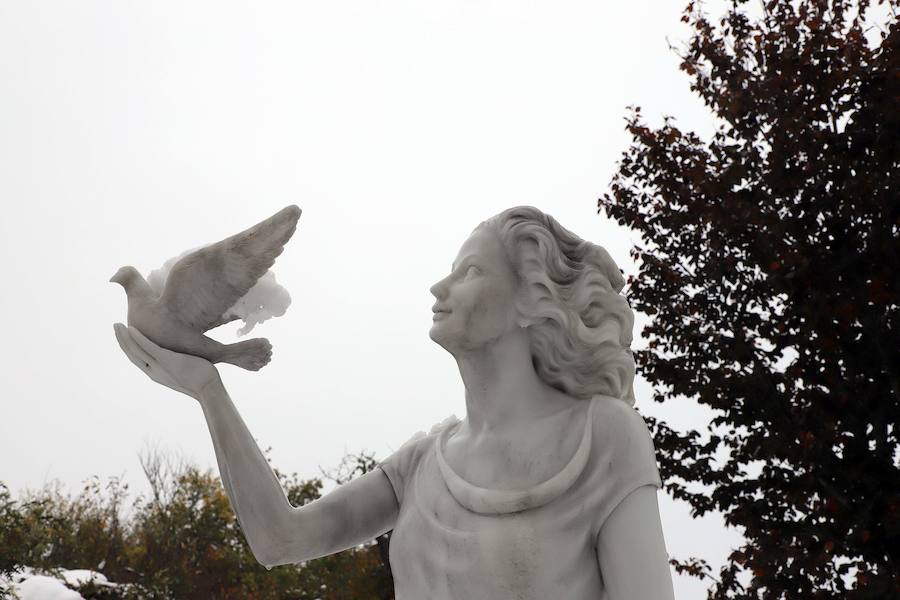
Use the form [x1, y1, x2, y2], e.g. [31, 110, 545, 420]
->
[465, 265, 480, 277]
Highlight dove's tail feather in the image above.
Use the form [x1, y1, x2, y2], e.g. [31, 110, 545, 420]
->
[220, 338, 273, 371]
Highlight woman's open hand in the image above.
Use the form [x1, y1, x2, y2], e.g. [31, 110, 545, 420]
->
[113, 323, 221, 401]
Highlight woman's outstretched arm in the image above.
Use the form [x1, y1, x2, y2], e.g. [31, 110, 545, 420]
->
[199, 379, 398, 567]
[114, 324, 399, 568]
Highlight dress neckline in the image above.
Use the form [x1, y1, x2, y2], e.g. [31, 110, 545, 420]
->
[434, 395, 598, 514]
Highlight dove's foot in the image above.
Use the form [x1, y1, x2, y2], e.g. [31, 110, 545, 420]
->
[222, 338, 273, 371]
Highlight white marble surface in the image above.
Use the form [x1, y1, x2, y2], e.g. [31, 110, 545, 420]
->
[114, 206, 675, 599]
[111, 205, 300, 371]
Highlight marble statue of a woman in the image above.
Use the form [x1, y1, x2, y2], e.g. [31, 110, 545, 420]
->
[114, 206, 676, 600]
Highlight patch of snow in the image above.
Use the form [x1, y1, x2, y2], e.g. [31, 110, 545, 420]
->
[1, 568, 115, 600]
[14, 574, 85, 600]
[60, 569, 109, 588]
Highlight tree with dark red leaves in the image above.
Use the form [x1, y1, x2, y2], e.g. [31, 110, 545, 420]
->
[600, 1, 899, 598]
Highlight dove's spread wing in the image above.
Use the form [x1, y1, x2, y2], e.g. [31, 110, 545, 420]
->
[160, 205, 302, 332]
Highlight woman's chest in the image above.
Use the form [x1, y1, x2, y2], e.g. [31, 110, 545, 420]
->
[401, 449, 596, 549]
[441, 409, 586, 490]
[388, 460, 601, 599]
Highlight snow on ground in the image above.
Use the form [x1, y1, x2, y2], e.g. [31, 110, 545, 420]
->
[13, 575, 85, 600]
[1, 568, 114, 600]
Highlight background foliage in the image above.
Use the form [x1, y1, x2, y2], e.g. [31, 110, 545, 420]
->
[0, 450, 393, 600]
[601, 0, 899, 598]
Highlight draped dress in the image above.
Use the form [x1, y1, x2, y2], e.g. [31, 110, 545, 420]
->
[377, 394, 663, 600]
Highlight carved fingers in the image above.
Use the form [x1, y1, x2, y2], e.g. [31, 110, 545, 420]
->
[113, 323, 186, 395]
[114, 323, 155, 372]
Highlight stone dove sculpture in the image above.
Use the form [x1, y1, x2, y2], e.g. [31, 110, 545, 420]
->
[110, 205, 302, 371]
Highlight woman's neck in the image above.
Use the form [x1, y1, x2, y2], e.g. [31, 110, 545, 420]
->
[454, 329, 565, 437]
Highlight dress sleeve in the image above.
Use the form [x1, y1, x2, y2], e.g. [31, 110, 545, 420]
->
[378, 430, 427, 506]
[378, 415, 460, 506]
[589, 398, 663, 534]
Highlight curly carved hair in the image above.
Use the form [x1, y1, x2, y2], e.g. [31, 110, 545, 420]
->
[483, 206, 636, 405]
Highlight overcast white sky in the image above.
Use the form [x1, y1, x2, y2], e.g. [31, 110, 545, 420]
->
[1, 1, 743, 597]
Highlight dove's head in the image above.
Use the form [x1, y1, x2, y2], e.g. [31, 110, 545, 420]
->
[109, 266, 142, 289]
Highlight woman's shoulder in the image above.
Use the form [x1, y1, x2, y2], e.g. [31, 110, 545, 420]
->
[394, 414, 461, 452]
[377, 414, 460, 504]
[589, 394, 653, 438]
[583, 395, 663, 533]
[586, 394, 660, 478]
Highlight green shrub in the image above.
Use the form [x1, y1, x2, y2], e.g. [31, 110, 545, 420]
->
[0, 451, 393, 600]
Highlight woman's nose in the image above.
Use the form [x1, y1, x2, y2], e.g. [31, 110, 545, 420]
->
[430, 276, 449, 299]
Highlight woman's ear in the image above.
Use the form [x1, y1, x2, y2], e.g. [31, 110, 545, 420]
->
[512, 288, 538, 329]
[515, 307, 536, 329]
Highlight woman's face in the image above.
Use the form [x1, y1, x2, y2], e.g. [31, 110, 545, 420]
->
[429, 225, 521, 354]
